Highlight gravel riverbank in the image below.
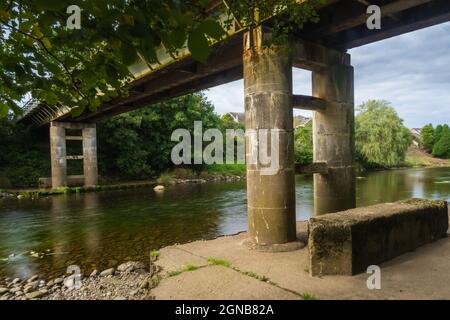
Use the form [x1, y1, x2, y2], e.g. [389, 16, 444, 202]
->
[0, 261, 157, 300]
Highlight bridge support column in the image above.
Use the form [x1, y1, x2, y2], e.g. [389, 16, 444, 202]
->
[312, 61, 356, 215]
[243, 30, 298, 250]
[50, 123, 67, 188]
[49, 122, 98, 188]
[82, 124, 98, 186]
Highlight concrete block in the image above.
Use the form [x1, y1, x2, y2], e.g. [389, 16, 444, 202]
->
[309, 199, 448, 276]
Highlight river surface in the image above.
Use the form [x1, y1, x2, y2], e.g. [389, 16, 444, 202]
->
[0, 167, 449, 279]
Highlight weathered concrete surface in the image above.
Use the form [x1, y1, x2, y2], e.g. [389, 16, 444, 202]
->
[39, 175, 85, 188]
[309, 199, 448, 276]
[312, 63, 356, 215]
[82, 125, 98, 186]
[155, 265, 299, 300]
[50, 123, 67, 188]
[49, 122, 98, 188]
[243, 29, 297, 247]
[152, 215, 450, 300]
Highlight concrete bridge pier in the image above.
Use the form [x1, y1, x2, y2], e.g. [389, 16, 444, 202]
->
[312, 61, 356, 215]
[50, 123, 67, 188]
[243, 29, 298, 250]
[82, 125, 98, 186]
[50, 122, 98, 188]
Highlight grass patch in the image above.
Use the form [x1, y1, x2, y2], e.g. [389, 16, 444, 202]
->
[405, 145, 450, 168]
[206, 164, 246, 177]
[156, 172, 173, 185]
[168, 270, 182, 277]
[150, 250, 160, 259]
[300, 292, 316, 300]
[207, 257, 231, 268]
[184, 264, 199, 271]
[241, 271, 269, 282]
[151, 274, 162, 287]
[167, 264, 200, 277]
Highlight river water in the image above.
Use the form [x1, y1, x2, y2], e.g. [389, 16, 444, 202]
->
[0, 167, 449, 279]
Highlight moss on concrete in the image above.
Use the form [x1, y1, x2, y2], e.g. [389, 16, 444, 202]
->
[309, 198, 449, 276]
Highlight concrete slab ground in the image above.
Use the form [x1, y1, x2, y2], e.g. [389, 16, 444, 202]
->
[152, 220, 450, 300]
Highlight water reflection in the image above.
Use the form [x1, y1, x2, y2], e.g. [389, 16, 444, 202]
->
[0, 167, 448, 278]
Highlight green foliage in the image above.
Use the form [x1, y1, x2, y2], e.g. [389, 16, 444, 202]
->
[207, 257, 231, 267]
[420, 124, 434, 152]
[220, 113, 244, 131]
[294, 121, 313, 165]
[241, 271, 269, 282]
[206, 164, 246, 176]
[183, 264, 200, 272]
[150, 250, 160, 259]
[419, 123, 450, 158]
[355, 100, 412, 168]
[432, 125, 450, 158]
[300, 292, 316, 300]
[0, 119, 50, 187]
[434, 125, 445, 145]
[226, 0, 324, 42]
[168, 264, 200, 277]
[97, 93, 220, 180]
[156, 172, 173, 186]
[151, 274, 162, 287]
[0, 1, 321, 118]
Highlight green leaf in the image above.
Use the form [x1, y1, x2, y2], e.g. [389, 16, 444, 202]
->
[161, 29, 186, 50]
[105, 64, 118, 80]
[88, 98, 101, 112]
[121, 43, 138, 65]
[71, 105, 85, 117]
[43, 61, 60, 75]
[8, 101, 23, 116]
[139, 42, 158, 64]
[33, 0, 67, 11]
[188, 30, 210, 64]
[199, 19, 226, 41]
[0, 9, 11, 21]
[0, 103, 9, 118]
[42, 37, 52, 49]
[45, 92, 59, 105]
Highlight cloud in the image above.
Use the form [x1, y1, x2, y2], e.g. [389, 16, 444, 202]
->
[204, 22, 450, 128]
[351, 21, 450, 128]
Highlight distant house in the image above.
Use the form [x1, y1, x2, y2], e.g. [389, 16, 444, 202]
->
[294, 115, 312, 130]
[229, 112, 245, 124]
[411, 128, 421, 146]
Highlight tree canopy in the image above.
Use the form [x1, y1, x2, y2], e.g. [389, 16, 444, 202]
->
[420, 124, 434, 152]
[0, 0, 323, 119]
[98, 93, 220, 179]
[417, 123, 450, 159]
[432, 124, 450, 159]
[355, 100, 412, 168]
[294, 121, 313, 165]
[0, 93, 222, 187]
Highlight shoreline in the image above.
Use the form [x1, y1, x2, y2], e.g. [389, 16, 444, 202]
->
[0, 260, 158, 300]
[2, 155, 448, 199]
[3, 217, 447, 300]
[0, 174, 244, 199]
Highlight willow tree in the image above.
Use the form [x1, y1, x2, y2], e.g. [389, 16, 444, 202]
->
[0, 0, 324, 119]
[355, 100, 412, 168]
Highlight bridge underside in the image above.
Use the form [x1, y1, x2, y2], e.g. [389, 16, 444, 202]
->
[35, 0, 450, 249]
[43, 0, 449, 123]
